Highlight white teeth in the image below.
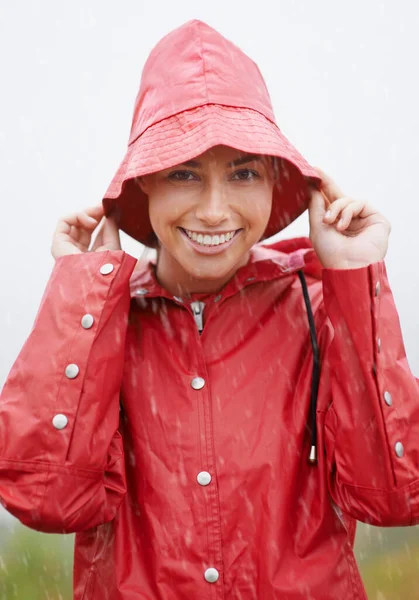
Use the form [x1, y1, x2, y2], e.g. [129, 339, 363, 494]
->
[184, 229, 237, 246]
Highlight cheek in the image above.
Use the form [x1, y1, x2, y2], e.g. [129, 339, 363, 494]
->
[240, 189, 273, 231]
[148, 192, 185, 236]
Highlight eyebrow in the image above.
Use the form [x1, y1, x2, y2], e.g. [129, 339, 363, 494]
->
[179, 154, 264, 168]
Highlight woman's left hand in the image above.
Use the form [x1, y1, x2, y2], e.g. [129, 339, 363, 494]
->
[308, 167, 391, 269]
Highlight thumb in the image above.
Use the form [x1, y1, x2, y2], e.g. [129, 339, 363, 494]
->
[308, 188, 329, 232]
[101, 215, 121, 250]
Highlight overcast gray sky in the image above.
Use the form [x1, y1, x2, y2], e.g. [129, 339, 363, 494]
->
[1, 3, 418, 388]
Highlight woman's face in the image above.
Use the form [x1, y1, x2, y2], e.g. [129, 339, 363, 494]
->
[137, 145, 275, 292]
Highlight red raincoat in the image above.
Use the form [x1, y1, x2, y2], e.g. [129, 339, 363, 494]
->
[1, 237, 419, 599]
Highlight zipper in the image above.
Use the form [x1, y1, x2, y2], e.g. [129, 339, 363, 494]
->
[190, 301, 205, 334]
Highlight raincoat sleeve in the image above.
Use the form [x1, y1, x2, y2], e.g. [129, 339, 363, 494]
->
[320, 260, 419, 526]
[0, 250, 137, 533]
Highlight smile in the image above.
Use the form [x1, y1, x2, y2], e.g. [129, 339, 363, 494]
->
[183, 229, 238, 247]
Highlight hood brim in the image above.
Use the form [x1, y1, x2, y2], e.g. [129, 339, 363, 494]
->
[102, 104, 322, 246]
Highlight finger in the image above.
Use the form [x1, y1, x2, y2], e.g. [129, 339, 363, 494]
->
[54, 205, 104, 235]
[84, 204, 105, 219]
[89, 216, 106, 252]
[55, 212, 97, 237]
[312, 166, 346, 203]
[336, 201, 367, 230]
[323, 197, 352, 223]
[308, 188, 328, 231]
[100, 215, 121, 249]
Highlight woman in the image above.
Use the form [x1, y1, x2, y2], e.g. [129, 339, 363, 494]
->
[1, 19, 418, 600]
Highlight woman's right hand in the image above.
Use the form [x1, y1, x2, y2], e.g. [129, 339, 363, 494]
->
[51, 205, 122, 260]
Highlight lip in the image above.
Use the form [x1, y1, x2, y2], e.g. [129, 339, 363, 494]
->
[178, 227, 242, 255]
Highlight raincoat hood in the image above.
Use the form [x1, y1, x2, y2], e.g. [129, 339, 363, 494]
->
[102, 20, 322, 245]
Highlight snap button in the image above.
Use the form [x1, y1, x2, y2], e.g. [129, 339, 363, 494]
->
[65, 363, 79, 379]
[173, 296, 183, 303]
[197, 471, 212, 486]
[52, 414, 68, 430]
[383, 391, 392, 406]
[377, 338, 381, 353]
[375, 281, 381, 296]
[246, 276, 256, 282]
[81, 314, 94, 329]
[214, 295, 222, 303]
[191, 377, 205, 390]
[204, 568, 219, 583]
[100, 263, 114, 275]
[395, 441, 404, 458]
[135, 288, 149, 296]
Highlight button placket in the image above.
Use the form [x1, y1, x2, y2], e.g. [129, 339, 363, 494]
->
[189, 350, 222, 584]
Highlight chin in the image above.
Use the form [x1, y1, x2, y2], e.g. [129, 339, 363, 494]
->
[180, 255, 239, 281]
[185, 264, 233, 281]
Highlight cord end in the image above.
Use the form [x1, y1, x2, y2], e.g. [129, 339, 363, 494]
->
[308, 445, 317, 464]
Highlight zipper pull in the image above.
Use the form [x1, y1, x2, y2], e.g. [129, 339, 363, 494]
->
[190, 301, 205, 333]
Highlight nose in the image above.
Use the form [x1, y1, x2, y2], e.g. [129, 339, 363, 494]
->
[195, 182, 229, 227]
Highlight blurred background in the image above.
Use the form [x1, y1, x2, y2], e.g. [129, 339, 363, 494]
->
[1, 1, 418, 598]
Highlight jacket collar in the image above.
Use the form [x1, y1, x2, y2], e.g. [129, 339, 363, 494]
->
[129, 237, 322, 303]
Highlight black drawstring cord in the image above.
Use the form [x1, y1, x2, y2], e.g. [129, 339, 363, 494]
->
[297, 270, 321, 464]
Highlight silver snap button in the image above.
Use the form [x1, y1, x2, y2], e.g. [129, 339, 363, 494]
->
[197, 471, 212, 486]
[65, 363, 79, 379]
[81, 314, 94, 329]
[135, 288, 148, 296]
[395, 441, 404, 457]
[246, 276, 256, 282]
[204, 568, 219, 583]
[377, 338, 381, 353]
[383, 391, 392, 406]
[191, 376, 205, 390]
[52, 414, 68, 430]
[173, 296, 183, 303]
[100, 263, 114, 275]
[375, 281, 381, 296]
[214, 295, 222, 303]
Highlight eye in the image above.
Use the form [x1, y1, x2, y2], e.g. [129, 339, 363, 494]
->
[231, 168, 260, 181]
[168, 170, 199, 182]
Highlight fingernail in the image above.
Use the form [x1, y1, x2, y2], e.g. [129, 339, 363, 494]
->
[338, 218, 344, 228]
[324, 210, 331, 219]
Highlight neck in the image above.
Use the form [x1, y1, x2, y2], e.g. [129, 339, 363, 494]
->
[155, 247, 249, 297]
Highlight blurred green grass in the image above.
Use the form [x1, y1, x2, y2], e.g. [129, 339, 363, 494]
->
[0, 522, 73, 600]
[0, 520, 418, 599]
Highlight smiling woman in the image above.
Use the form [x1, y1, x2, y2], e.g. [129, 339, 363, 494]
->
[135, 146, 276, 295]
[1, 17, 419, 600]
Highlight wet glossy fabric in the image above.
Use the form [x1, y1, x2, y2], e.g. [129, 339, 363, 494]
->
[1, 238, 419, 599]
